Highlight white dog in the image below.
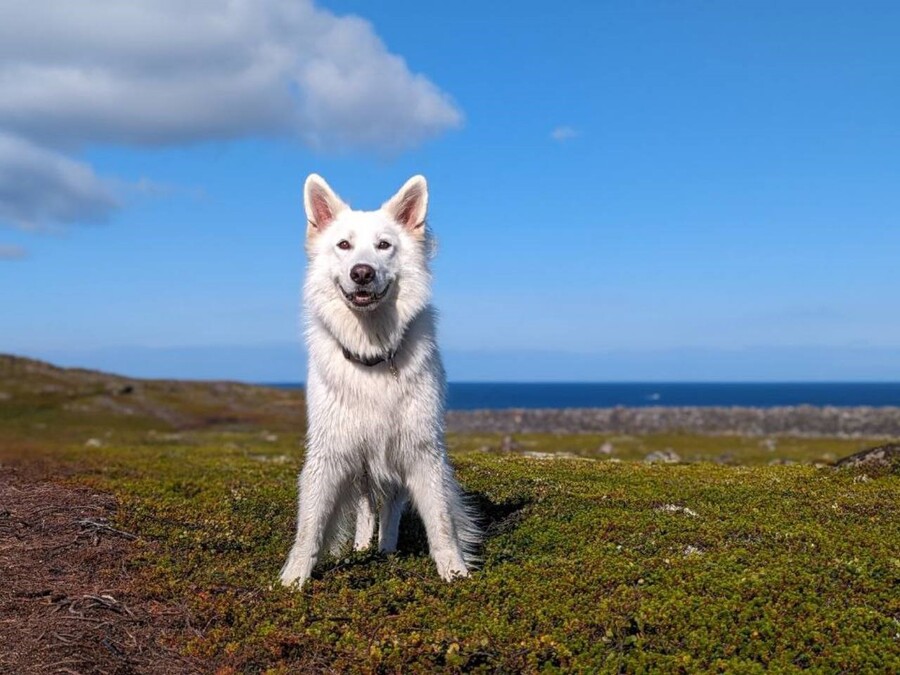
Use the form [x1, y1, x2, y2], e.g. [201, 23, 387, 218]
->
[280, 174, 480, 588]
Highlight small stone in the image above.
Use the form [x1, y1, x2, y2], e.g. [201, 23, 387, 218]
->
[500, 435, 520, 452]
[644, 449, 681, 464]
[657, 504, 699, 517]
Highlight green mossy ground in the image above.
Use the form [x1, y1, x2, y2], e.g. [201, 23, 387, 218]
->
[1, 357, 898, 672]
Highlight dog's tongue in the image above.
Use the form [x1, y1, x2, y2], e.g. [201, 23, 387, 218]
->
[353, 291, 374, 304]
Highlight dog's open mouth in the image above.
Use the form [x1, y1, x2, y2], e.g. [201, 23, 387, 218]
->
[342, 282, 391, 308]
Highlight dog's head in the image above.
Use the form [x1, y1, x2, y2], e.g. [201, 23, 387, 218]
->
[303, 174, 432, 316]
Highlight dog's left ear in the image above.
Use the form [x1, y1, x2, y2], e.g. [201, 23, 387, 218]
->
[382, 175, 428, 239]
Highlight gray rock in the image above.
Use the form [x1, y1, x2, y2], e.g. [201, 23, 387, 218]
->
[834, 443, 900, 469]
[446, 406, 900, 437]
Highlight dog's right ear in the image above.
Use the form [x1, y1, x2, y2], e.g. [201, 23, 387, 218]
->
[304, 174, 347, 238]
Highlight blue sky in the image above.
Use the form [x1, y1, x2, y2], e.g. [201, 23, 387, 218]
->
[2, 1, 899, 381]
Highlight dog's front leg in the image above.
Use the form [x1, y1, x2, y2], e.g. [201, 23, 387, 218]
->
[404, 452, 469, 581]
[280, 453, 349, 588]
[378, 486, 407, 553]
[353, 477, 376, 551]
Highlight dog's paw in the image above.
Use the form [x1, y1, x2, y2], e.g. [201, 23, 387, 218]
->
[279, 555, 312, 589]
[434, 553, 469, 582]
[442, 567, 470, 582]
[279, 569, 309, 589]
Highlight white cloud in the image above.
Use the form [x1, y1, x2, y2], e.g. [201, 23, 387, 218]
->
[550, 126, 579, 142]
[0, 1, 461, 151]
[0, 243, 27, 260]
[0, 0, 462, 231]
[0, 134, 118, 230]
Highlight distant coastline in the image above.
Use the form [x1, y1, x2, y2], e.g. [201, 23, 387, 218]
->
[269, 382, 900, 411]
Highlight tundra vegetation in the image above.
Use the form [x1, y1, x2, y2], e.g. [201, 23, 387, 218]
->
[1, 356, 898, 673]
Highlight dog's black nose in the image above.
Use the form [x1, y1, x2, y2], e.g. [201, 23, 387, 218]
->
[350, 264, 376, 285]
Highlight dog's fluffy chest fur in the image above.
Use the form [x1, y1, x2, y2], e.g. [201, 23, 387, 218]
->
[305, 306, 445, 457]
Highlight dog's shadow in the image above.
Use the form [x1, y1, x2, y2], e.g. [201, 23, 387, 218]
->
[395, 492, 531, 558]
[309, 493, 531, 582]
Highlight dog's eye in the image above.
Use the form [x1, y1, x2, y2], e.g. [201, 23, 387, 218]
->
[336, 240, 351, 250]
[376, 241, 391, 250]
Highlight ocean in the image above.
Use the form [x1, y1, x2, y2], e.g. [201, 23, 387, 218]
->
[269, 382, 900, 410]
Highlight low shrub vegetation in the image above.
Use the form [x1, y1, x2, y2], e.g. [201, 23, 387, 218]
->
[23, 433, 893, 672]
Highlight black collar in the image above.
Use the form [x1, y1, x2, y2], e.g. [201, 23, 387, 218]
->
[336, 311, 418, 377]
[342, 346, 399, 376]
[342, 347, 391, 367]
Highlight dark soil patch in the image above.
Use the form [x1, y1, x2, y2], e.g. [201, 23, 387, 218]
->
[0, 467, 199, 674]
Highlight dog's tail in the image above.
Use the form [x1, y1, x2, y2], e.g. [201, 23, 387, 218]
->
[446, 470, 483, 569]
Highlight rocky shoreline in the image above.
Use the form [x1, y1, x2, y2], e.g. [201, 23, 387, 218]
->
[446, 405, 900, 437]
